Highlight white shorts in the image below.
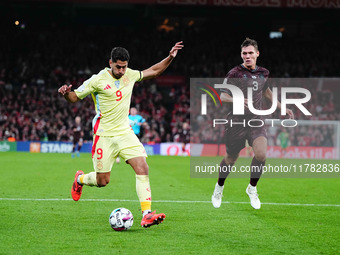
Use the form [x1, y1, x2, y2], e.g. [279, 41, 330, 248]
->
[91, 131, 147, 173]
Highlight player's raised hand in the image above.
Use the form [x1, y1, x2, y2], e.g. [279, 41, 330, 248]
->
[58, 84, 72, 95]
[169, 41, 184, 58]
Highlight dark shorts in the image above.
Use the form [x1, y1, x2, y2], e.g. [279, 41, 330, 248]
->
[73, 136, 83, 145]
[225, 122, 267, 155]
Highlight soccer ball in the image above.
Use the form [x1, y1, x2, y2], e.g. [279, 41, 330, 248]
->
[109, 208, 134, 231]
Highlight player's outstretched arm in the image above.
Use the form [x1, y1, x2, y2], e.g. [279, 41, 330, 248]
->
[263, 87, 294, 119]
[58, 84, 80, 103]
[141, 41, 184, 81]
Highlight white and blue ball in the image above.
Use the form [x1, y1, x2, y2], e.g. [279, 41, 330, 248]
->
[109, 208, 134, 231]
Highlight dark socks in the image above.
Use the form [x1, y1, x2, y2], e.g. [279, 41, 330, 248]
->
[250, 157, 265, 186]
[217, 158, 233, 186]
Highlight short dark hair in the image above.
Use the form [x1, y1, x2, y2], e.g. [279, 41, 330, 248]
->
[111, 47, 130, 62]
[241, 38, 258, 51]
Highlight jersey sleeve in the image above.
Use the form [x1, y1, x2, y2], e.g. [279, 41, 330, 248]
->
[129, 68, 143, 82]
[138, 115, 145, 123]
[262, 69, 271, 91]
[221, 69, 237, 95]
[74, 74, 97, 100]
[263, 81, 270, 91]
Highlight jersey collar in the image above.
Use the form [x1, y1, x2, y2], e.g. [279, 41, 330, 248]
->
[240, 64, 258, 72]
[105, 67, 122, 81]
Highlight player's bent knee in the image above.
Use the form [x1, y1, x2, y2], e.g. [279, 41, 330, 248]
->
[97, 179, 109, 187]
[96, 174, 110, 187]
[128, 157, 149, 175]
[255, 152, 266, 162]
[229, 158, 237, 164]
[226, 154, 238, 164]
[136, 163, 149, 175]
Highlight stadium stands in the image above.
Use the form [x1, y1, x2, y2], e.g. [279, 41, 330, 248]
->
[0, 4, 339, 145]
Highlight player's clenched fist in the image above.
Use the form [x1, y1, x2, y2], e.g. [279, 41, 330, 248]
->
[58, 84, 72, 95]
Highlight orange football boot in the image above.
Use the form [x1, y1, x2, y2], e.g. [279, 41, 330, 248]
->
[71, 170, 84, 201]
[141, 211, 166, 228]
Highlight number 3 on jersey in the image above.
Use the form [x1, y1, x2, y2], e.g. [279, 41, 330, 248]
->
[116, 90, 122, 101]
[252, 81, 258, 91]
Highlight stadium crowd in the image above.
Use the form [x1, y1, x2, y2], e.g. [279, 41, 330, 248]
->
[1, 13, 339, 147]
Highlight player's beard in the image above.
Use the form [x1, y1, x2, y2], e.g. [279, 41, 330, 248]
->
[111, 69, 123, 79]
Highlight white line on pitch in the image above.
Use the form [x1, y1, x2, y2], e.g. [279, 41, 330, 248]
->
[0, 198, 339, 207]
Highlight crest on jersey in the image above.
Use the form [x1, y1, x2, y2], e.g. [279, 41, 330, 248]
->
[97, 161, 103, 170]
[115, 80, 120, 89]
[122, 76, 129, 86]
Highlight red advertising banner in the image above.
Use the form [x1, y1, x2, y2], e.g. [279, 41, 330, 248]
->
[266, 146, 338, 159]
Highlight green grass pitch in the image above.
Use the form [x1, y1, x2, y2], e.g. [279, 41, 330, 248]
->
[0, 152, 339, 254]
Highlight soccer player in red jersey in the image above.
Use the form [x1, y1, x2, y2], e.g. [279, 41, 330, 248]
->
[212, 38, 294, 209]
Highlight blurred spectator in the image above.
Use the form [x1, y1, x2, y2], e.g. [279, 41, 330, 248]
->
[129, 107, 146, 138]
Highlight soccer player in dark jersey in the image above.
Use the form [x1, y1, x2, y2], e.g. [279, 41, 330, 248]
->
[211, 38, 294, 209]
[71, 116, 84, 158]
